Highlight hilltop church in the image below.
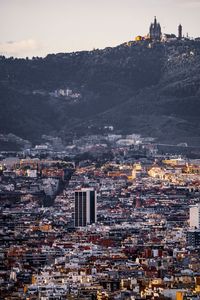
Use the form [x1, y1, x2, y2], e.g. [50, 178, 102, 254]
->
[149, 17, 162, 41]
[133, 17, 183, 44]
[149, 17, 183, 42]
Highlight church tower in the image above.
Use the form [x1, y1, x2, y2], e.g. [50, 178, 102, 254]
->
[178, 24, 183, 39]
[149, 17, 162, 41]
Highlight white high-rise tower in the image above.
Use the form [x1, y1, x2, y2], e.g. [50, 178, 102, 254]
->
[74, 188, 97, 227]
[189, 203, 200, 228]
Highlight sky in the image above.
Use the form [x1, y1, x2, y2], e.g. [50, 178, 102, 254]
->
[0, 0, 200, 58]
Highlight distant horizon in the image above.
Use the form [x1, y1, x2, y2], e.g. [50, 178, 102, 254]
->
[1, 34, 199, 60]
[1, 0, 200, 58]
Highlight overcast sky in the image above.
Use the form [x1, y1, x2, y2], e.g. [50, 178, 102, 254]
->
[0, 0, 200, 58]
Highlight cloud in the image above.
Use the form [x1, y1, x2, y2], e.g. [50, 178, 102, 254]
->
[0, 39, 40, 58]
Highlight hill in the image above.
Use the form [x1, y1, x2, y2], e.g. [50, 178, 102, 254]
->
[0, 39, 200, 148]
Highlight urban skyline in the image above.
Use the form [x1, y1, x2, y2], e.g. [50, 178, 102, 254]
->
[1, 1, 200, 299]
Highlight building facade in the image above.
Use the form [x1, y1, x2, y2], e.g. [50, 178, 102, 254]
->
[178, 24, 183, 39]
[149, 17, 162, 41]
[189, 203, 200, 228]
[187, 229, 200, 248]
[74, 188, 97, 227]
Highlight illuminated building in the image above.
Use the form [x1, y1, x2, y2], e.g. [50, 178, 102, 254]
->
[148, 166, 165, 180]
[135, 35, 143, 41]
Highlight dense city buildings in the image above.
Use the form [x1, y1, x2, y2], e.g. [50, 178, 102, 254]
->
[0, 15, 200, 300]
[0, 136, 200, 299]
[1, 0, 200, 298]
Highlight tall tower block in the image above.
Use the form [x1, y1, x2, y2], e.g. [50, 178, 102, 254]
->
[189, 203, 200, 228]
[74, 188, 97, 227]
[178, 24, 183, 39]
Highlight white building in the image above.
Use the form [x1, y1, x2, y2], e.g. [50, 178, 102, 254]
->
[189, 203, 200, 228]
[27, 169, 37, 178]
